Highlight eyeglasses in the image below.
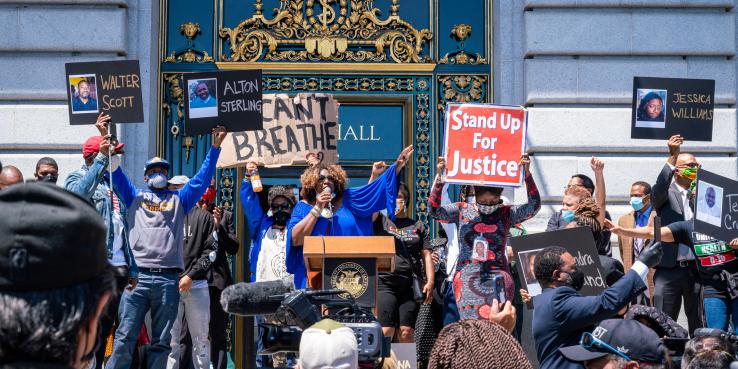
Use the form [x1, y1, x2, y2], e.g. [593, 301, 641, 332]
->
[677, 163, 701, 169]
[564, 184, 583, 190]
[271, 204, 291, 212]
[319, 175, 336, 182]
[580, 332, 632, 362]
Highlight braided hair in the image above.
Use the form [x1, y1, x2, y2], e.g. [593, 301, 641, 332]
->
[570, 197, 604, 245]
[427, 320, 532, 369]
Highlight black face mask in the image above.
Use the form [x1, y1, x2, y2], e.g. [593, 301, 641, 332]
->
[273, 210, 290, 226]
[38, 173, 58, 184]
[564, 269, 585, 291]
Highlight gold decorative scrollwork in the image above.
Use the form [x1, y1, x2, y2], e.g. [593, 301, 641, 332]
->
[438, 24, 487, 65]
[220, 0, 432, 63]
[437, 75, 488, 110]
[165, 22, 214, 63]
[162, 73, 185, 137]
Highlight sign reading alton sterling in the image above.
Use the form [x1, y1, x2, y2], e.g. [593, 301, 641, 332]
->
[442, 103, 527, 187]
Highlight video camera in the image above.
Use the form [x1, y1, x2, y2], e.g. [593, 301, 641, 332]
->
[259, 289, 390, 366]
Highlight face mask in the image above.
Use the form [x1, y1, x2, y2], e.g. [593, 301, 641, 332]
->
[466, 195, 476, 204]
[147, 172, 168, 190]
[562, 210, 576, 223]
[679, 167, 698, 181]
[477, 203, 500, 215]
[395, 199, 406, 215]
[564, 269, 585, 291]
[630, 197, 645, 211]
[273, 210, 290, 226]
[38, 173, 58, 184]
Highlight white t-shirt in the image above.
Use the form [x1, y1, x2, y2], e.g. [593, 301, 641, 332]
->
[256, 227, 290, 282]
[108, 187, 127, 267]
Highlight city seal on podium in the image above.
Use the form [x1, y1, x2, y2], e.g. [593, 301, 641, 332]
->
[330, 261, 369, 299]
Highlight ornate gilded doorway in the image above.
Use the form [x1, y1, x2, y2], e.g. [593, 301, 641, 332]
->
[158, 0, 492, 367]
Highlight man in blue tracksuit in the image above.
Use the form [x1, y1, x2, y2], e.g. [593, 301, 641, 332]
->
[107, 126, 226, 369]
[240, 161, 296, 367]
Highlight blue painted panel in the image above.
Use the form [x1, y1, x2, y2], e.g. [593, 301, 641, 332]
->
[167, 0, 215, 58]
[337, 104, 404, 163]
[222, 0, 259, 29]
[437, 0, 486, 60]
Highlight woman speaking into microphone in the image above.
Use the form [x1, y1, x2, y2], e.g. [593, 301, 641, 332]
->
[286, 146, 414, 289]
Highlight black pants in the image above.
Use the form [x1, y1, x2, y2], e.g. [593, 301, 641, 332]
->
[180, 286, 229, 369]
[95, 273, 130, 369]
[654, 265, 704, 336]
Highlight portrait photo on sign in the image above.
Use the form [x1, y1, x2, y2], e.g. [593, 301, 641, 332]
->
[69, 74, 99, 114]
[697, 180, 724, 227]
[635, 89, 667, 128]
[188, 78, 218, 118]
[518, 248, 543, 296]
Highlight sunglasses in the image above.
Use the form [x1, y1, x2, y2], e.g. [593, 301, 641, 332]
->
[319, 175, 336, 182]
[270, 204, 291, 212]
[580, 332, 632, 362]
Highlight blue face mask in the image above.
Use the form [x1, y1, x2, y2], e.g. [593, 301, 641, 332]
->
[630, 196, 645, 211]
[562, 210, 575, 223]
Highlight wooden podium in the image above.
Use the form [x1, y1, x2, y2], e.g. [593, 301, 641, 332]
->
[303, 236, 395, 310]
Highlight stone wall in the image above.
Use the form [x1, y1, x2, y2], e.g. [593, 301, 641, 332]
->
[0, 0, 157, 186]
[496, 0, 738, 233]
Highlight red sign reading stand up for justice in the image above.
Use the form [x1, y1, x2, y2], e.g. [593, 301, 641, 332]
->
[442, 103, 527, 187]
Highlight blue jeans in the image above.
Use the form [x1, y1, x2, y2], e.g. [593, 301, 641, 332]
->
[107, 271, 180, 369]
[704, 296, 738, 332]
[442, 281, 460, 326]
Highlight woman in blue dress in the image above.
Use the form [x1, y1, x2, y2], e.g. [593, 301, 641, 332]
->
[286, 146, 414, 288]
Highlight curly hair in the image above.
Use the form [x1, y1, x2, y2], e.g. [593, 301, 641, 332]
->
[299, 163, 348, 202]
[427, 319, 532, 369]
[574, 197, 600, 219]
[564, 185, 592, 201]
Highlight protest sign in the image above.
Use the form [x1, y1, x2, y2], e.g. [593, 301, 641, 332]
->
[631, 77, 715, 141]
[65, 60, 144, 125]
[217, 93, 339, 168]
[511, 227, 606, 299]
[184, 70, 262, 135]
[694, 169, 738, 243]
[442, 103, 527, 187]
[391, 343, 417, 369]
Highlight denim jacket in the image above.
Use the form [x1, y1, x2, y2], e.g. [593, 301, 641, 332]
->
[64, 153, 138, 278]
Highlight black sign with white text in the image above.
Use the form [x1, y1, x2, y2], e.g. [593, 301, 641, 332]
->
[694, 169, 738, 243]
[511, 227, 606, 299]
[631, 76, 715, 141]
[64, 60, 144, 125]
[184, 70, 263, 135]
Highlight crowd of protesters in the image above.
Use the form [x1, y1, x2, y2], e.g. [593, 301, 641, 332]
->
[3, 110, 738, 369]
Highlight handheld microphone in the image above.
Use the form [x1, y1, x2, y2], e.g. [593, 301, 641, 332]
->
[220, 276, 295, 316]
[321, 186, 334, 218]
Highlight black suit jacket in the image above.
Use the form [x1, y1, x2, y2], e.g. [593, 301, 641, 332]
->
[207, 209, 240, 290]
[532, 270, 647, 369]
[652, 164, 694, 268]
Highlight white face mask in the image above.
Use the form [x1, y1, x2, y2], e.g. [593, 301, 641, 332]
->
[467, 195, 476, 204]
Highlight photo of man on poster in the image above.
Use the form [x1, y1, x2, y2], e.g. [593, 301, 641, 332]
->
[69, 75, 99, 113]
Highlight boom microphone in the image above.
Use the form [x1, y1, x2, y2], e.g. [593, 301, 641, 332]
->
[220, 276, 295, 316]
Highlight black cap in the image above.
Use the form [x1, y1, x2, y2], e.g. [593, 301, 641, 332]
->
[0, 183, 109, 291]
[560, 319, 666, 363]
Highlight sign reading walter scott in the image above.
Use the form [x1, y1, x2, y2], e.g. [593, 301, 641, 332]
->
[184, 70, 263, 135]
[64, 60, 144, 125]
[631, 77, 715, 141]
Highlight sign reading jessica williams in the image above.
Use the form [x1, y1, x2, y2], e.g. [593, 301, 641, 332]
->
[64, 60, 144, 125]
[631, 77, 715, 141]
[442, 103, 527, 187]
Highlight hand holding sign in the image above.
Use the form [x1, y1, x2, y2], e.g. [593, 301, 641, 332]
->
[520, 154, 531, 176]
[212, 126, 227, 148]
[95, 112, 111, 136]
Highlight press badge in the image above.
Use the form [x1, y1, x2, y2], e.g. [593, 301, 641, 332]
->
[472, 236, 488, 261]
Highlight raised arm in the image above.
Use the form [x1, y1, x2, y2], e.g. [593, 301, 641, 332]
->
[179, 126, 226, 213]
[65, 152, 109, 199]
[240, 163, 265, 240]
[605, 219, 675, 243]
[509, 154, 541, 224]
[428, 157, 460, 223]
[112, 166, 139, 208]
[591, 157, 606, 225]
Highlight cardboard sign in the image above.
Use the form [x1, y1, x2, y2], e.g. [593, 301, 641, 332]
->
[64, 60, 144, 125]
[511, 227, 606, 299]
[184, 70, 263, 135]
[694, 169, 738, 243]
[442, 103, 527, 187]
[631, 77, 715, 141]
[217, 93, 339, 168]
[391, 343, 417, 369]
